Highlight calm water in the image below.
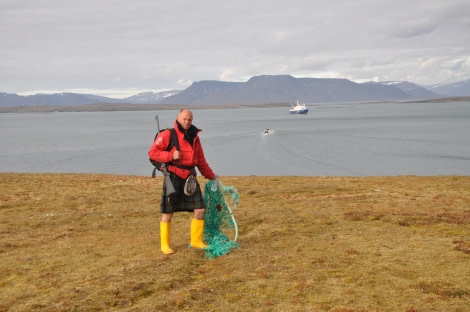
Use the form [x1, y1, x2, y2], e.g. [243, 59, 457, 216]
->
[1, 102, 469, 176]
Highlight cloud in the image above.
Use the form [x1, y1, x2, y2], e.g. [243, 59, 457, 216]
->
[420, 57, 440, 70]
[1, 0, 469, 97]
[219, 69, 239, 82]
[392, 21, 437, 39]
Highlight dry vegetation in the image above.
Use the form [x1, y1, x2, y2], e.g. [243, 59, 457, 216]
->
[1, 173, 469, 311]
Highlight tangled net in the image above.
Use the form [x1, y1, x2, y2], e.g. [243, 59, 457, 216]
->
[202, 179, 240, 259]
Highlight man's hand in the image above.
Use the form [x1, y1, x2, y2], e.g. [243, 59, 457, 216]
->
[172, 150, 181, 160]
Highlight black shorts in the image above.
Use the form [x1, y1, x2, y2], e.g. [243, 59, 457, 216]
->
[159, 173, 205, 213]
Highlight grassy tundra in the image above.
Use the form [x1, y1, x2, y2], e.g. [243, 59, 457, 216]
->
[1, 173, 469, 311]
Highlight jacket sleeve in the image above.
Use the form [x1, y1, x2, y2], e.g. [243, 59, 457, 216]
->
[148, 130, 175, 163]
[194, 138, 216, 180]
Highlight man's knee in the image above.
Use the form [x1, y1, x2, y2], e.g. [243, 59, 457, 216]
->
[193, 208, 205, 219]
[161, 213, 173, 222]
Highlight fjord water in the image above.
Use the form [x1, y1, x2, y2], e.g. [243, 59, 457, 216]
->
[1, 101, 469, 176]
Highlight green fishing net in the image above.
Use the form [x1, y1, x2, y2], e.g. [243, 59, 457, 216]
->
[202, 179, 240, 259]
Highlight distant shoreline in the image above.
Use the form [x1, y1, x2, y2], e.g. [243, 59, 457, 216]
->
[1, 97, 469, 113]
[0, 102, 287, 113]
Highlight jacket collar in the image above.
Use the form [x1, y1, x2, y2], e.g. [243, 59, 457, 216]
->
[175, 120, 200, 145]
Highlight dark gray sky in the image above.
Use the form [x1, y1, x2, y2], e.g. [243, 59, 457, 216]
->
[1, 0, 469, 98]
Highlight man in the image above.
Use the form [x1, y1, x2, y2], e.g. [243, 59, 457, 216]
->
[148, 109, 218, 255]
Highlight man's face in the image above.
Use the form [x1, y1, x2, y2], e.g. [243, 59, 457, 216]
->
[177, 110, 193, 130]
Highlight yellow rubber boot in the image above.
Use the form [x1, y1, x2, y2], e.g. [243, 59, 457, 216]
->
[189, 219, 208, 249]
[160, 222, 175, 255]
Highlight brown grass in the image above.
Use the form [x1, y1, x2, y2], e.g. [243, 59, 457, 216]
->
[1, 173, 469, 311]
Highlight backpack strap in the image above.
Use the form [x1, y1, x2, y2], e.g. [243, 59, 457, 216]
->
[168, 128, 179, 151]
[151, 128, 179, 178]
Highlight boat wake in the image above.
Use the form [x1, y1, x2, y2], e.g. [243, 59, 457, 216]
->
[262, 128, 274, 135]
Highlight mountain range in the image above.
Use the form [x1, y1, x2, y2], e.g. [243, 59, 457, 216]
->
[1, 75, 469, 108]
[428, 79, 470, 97]
[159, 76, 442, 105]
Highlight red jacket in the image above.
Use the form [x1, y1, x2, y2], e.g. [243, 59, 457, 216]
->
[148, 121, 216, 180]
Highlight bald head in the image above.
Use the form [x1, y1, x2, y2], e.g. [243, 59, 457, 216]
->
[177, 109, 193, 131]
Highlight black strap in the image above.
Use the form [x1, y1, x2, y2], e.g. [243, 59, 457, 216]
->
[169, 164, 195, 171]
[168, 128, 179, 151]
